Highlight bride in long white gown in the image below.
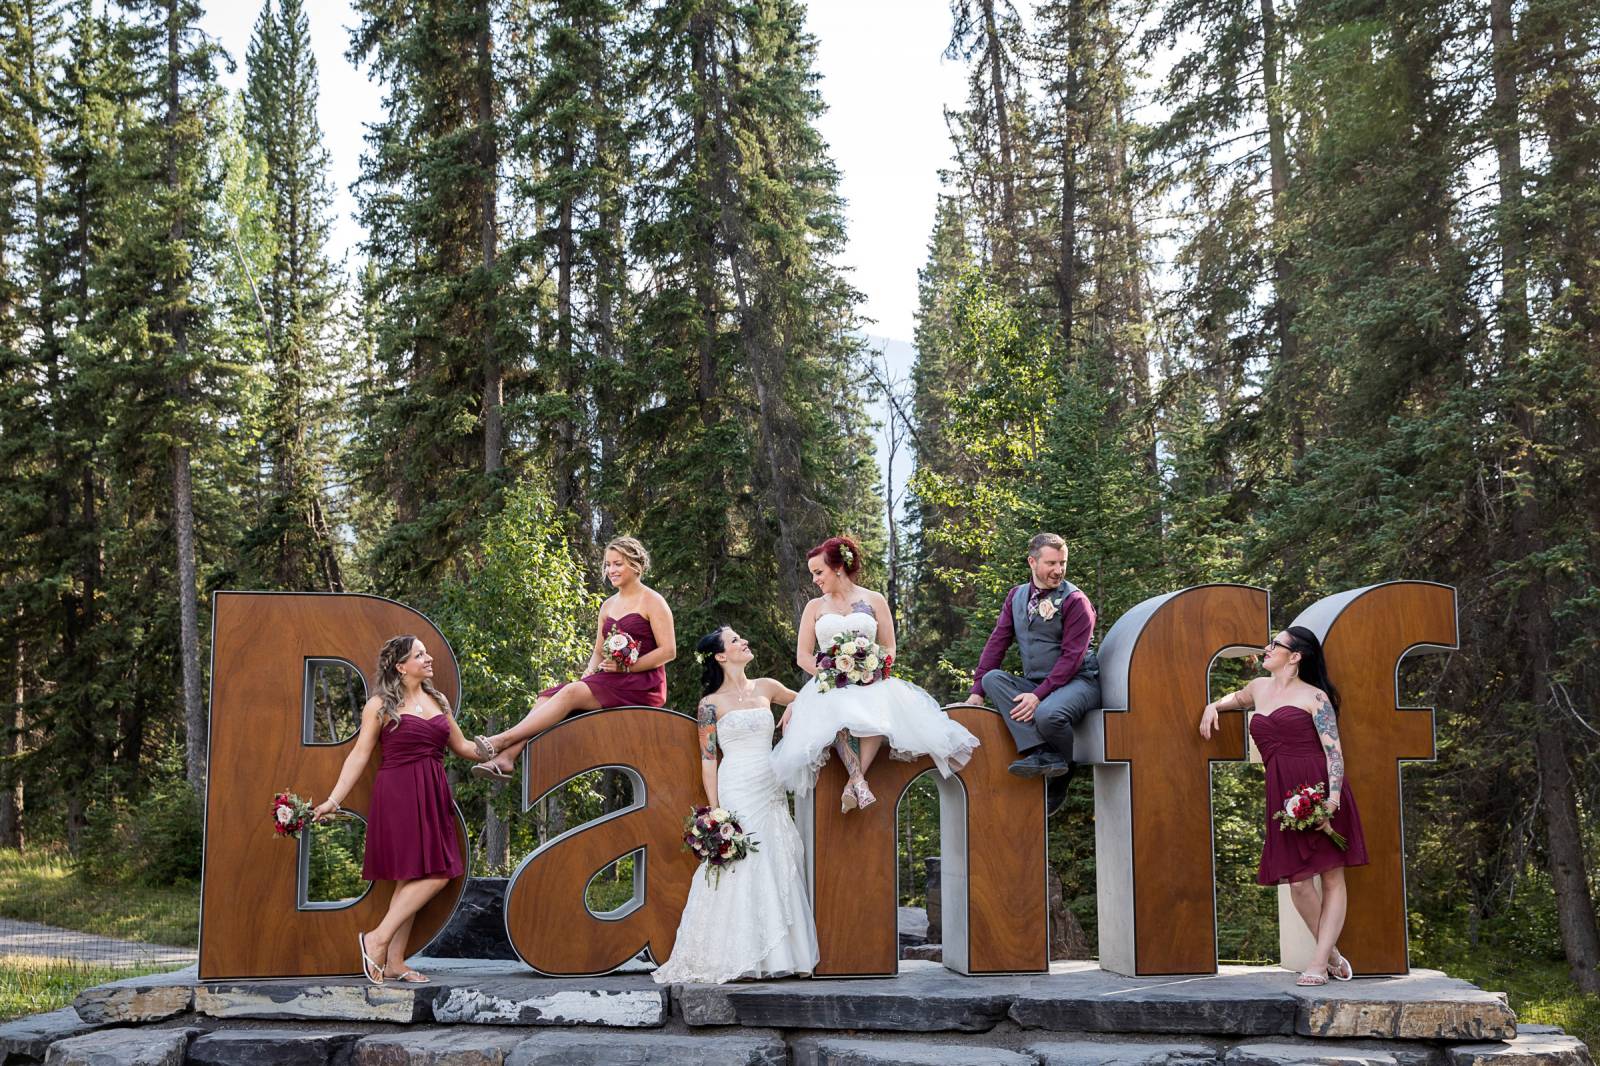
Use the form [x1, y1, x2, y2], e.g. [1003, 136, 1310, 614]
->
[652, 627, 819, 985]
[770, 535, 979, 810]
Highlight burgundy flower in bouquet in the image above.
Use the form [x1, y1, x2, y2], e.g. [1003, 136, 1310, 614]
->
[1273, 783, 1348, 850]
[681, 805, 759, 887]
[603, 629, 642, 669]
[271, 791, 316, 839]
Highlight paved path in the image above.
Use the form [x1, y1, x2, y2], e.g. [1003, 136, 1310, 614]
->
[0, 917, 195, 967]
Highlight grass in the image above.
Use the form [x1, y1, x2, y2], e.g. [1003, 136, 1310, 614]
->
[0, 955, 183, 1022]
[0, 849, 198, 949]
[1420, 946, 1600, 1052]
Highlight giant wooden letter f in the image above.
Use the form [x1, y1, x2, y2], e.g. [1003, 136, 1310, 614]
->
[1089, 584, 1268, 976]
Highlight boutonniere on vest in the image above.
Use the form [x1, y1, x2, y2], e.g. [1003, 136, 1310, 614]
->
[1037, 597, 1058, 621]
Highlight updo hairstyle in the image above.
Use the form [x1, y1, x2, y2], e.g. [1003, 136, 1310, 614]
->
[806, 534, 863, 578]
[697, 627, 730, 698]
[603, 535, 651, 582]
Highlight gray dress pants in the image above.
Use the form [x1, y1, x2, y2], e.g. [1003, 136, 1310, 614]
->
[981, 651, 1101, 758]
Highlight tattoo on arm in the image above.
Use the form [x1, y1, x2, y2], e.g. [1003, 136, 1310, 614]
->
[1313, 696, 1344, 794]
[697, 700, 718, 762]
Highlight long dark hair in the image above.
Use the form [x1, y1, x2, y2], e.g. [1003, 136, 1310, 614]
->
[697, 627, 729, 698]
[1283, 626, 1339, 713]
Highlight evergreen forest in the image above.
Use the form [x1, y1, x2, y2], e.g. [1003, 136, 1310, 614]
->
[0, 0, 1595, 1020]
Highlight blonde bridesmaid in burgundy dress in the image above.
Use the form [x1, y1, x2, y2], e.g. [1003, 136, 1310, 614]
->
[312, 635, 484, 984]
[1200, 625, 1368, 987]
[472, 536, 676, 778]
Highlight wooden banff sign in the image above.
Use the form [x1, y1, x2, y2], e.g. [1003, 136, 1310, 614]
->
[198, 583, 1456, 981]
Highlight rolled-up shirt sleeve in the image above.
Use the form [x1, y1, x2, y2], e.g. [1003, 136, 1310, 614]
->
[1033, 591, 1095, 700]
[970, 588, 1020, 695]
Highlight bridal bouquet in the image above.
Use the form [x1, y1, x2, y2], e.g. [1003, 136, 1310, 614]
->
[603, 629, 641, 669]
[682, 806, 759, 887]
[271, 790, 316, 839]
[1274, 783, 1348, 850]
[814, 633, 893, 693]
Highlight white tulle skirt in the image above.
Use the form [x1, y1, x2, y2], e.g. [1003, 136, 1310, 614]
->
[769, 676, 980, 796]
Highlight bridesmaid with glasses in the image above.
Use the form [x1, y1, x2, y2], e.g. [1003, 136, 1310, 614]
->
[1200, 625, 1369, 986]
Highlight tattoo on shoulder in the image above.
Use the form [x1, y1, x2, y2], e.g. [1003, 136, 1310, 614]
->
[697, 700, 717, 726]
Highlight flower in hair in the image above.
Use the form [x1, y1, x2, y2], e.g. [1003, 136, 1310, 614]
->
[839, 544, 854, 567]
[694, 651, 707, 665]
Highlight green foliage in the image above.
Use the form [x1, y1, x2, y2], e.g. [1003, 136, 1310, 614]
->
[0, 848, 197, 948]
[432, 478, 598, 734]
[73, 748, 202, 887]
[0, 958, 184, 1023]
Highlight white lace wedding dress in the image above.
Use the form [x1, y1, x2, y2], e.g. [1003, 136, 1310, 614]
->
[769, 605, 980, 796]
[652, 704, 819, 984]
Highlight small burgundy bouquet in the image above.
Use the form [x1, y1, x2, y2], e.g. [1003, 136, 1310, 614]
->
[681, 805, 759, 887]
[603, 629, 642, 669]
[271, 791, 316, 838]
[1274, 783, 1348, 850]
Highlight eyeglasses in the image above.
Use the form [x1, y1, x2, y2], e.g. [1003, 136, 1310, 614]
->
[1265, 638, 1293, 652]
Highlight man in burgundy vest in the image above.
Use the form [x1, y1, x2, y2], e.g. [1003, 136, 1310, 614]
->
[969, 533, 1101, 814]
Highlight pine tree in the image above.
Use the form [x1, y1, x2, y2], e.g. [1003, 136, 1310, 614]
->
[623, 0, 881, 687]
[348, 0, 515, 597]
[241, 0, 345, 592]
[98, 0, 229, 793]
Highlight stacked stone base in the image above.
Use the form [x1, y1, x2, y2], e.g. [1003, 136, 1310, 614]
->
[0, 960, 1590, 1066]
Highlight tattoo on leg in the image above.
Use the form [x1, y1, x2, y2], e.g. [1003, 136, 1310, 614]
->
[833, 730, 862, 778]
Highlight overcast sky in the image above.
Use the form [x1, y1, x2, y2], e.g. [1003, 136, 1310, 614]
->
[200, 0, 970, 346]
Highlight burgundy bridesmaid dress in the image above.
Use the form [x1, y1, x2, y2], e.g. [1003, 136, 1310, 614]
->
[541, 612, 667, 708]
[1250, 705, 1369, 885]
[362, 713, 464, 882]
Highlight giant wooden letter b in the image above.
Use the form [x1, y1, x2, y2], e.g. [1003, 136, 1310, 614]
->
[200, 593, 468, 980]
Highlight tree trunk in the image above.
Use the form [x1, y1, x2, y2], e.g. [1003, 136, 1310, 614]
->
[1495, 0, 1600, 988]
[1048, 863, 1090, 960]
[982, 0, 1016, 272]
[477, 0, 502, 477]
[1533, 728, 1600, 991]
[173, 447, 205, 793]
[1055, 0, 1078, 353]
[1259, 0, 1302, 458]
[0, 628, 24, 849]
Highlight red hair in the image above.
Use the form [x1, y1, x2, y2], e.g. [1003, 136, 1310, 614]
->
[807, 535, 863, 578]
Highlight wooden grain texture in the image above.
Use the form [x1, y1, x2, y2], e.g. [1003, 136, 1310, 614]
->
[808, 705, 1047, 977]
[199, 592, 468, 980]
[504, 707, 702, 975]
[1102, 584, 1269, 976]
[1309, 582, 1455, 975]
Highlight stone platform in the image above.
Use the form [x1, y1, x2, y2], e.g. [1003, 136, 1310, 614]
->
[0, 960, 1590, 1065]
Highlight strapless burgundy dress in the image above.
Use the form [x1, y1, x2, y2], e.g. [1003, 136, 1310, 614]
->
[362, 713, 464, 881]
[1250, 705, 1369, 885]
[540, 612, 667, 707]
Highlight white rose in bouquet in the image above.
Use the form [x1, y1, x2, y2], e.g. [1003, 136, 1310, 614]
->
[711, 807, 730, 822]
[835, 653, 856, 672]
[275, 805, 293, 825]
[862, 654, 880, 671]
